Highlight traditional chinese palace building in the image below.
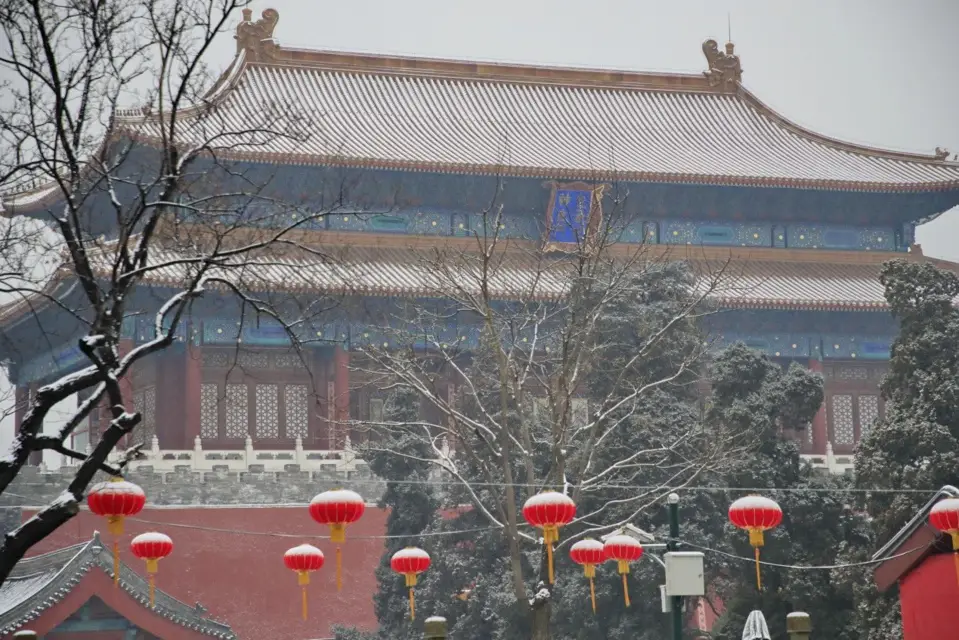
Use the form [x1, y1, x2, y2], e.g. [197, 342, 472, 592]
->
[2, 8, 959, 638]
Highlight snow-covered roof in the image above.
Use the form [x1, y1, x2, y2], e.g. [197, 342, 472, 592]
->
[0, 532, 236, 638]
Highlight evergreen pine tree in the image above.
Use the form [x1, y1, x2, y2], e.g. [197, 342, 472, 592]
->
[851, 260, 959, 639]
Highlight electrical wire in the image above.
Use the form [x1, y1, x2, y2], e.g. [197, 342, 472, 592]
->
[679, 539, 927, 570]
[127, 515, 503, 540]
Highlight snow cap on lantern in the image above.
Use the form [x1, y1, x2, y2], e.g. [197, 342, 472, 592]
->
[87, 479, 146, 533]
[728, 496, 783, 547]
[603, 534, 643, 608]
[130, 532, 173, 609]
[728, 495, 782, 591]
[284, 544, 324, 620]
[522, 491, 576, 584]
[391, 547, 431, 620]
[309, 489, 365, 541]
[570, 539, 606, 614]
[309, 489, 365, 591]
[87, 477, 146, 588]
[284, 544, 325, 575]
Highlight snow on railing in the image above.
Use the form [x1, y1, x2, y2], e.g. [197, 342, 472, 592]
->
[64, 436, 365, 473]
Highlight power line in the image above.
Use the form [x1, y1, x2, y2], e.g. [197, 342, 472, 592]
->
[679, 539, 926, 571]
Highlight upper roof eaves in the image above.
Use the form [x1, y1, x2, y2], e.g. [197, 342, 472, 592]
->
[3, 7, 958, 214]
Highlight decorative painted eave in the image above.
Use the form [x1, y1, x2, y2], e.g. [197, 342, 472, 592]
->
[0, 532, 236, 638]
[4, 9, 959, 215]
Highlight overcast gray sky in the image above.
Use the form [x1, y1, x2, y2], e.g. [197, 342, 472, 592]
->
[1, 0, 957, 456]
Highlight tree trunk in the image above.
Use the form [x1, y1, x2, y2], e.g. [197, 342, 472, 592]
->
[530, 600, 551, 640]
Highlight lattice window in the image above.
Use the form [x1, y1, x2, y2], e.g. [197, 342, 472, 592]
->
[225, 384, 249, 438]
[837, 367, 868, 381]
[858, 395, 880, 439]
[830, 394, 854, 445]
[238, 352, 269, 369]
[202, 351, 230, 368]
[255, 384, 279, 439]
[142, 386, 156, 443]
[285, 384, 309, 439]
[274, 353, 307, 369]
[200, 383, 219, 438]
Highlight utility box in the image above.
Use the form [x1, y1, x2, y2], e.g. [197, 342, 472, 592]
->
[664, 551, 705, 596]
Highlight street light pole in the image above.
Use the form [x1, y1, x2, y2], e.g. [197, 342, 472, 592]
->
[667, 493, 682, 640]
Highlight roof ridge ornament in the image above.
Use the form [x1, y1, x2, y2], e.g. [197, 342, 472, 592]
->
[933, 147, 950, 161]
[235, 7, 279, 61]
[702, 39, 742, 92]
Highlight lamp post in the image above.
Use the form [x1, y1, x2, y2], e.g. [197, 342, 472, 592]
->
[667, 492, 683, 640]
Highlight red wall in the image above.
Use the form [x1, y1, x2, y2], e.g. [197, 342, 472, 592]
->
[899, 553, 959, 639]
[26, 506, 388, 639]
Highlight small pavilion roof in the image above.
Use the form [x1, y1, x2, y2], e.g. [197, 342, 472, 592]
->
[3, 8, 959, 213]
[0, 532, 236, 638]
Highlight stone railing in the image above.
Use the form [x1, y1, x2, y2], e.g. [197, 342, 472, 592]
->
[64, 436, 366, 474]
[801, 442, 854, 475]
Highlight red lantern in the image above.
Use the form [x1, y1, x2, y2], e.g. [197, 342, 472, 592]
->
[570, 539, 605, 614]
[391, 547, 431, 620]
[129, 532, 173, 609]
[929, 498, 959, 586]
[522, 491, 576, 584]
[309, 489, 365, 591]
[603, 534, 643, 607]
[87, 477, 146, 587]
[729, 495, 783, 591]
[284, 544, 325, 621]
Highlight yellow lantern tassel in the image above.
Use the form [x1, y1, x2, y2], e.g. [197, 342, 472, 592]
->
[584, 563, 597, 614]
[149, 574, 156, 609]
[409, 587, 416, 620]
[107, 515, 123, 587]
[298, 571, 310, 621]
[336, 546, 343, 592]
[589, 576, 596, 614]
[622, 573, 631, 608]
[543, 524, 558, 584]
[112, 539, 120, 587]
[748, 528, 765, 591]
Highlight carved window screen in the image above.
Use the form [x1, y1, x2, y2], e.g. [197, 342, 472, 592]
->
[830, 394, 855, 445]
[225, 384, 249, 439]
[200, 384, 219, 439]
[858, 395, 880, 439]
[255, 384, 280, 439]
[285, 385, 309, 439]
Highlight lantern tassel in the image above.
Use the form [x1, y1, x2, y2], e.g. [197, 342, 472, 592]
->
[589, 576, 596, 614]
[336, 546, 343, 592]
[301, 585, 308, 621]
[409, 587, 415, 620]
[547, 539, 554, 585]
[754, 547, 762, 591]
[149, 574, 155, 610]
[113, 539, 119, 587]
[298, 571, 310, 621]
[622, 572, 630, 608]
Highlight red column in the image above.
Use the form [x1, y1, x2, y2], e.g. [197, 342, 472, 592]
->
[334, 345, 350, 450]
[182, 335, 202, 449]
[310, 347, 330, 449]
[809, 359, 828, 456]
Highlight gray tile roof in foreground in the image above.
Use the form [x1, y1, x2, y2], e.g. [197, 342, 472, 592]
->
[0, 531, 236, 638]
